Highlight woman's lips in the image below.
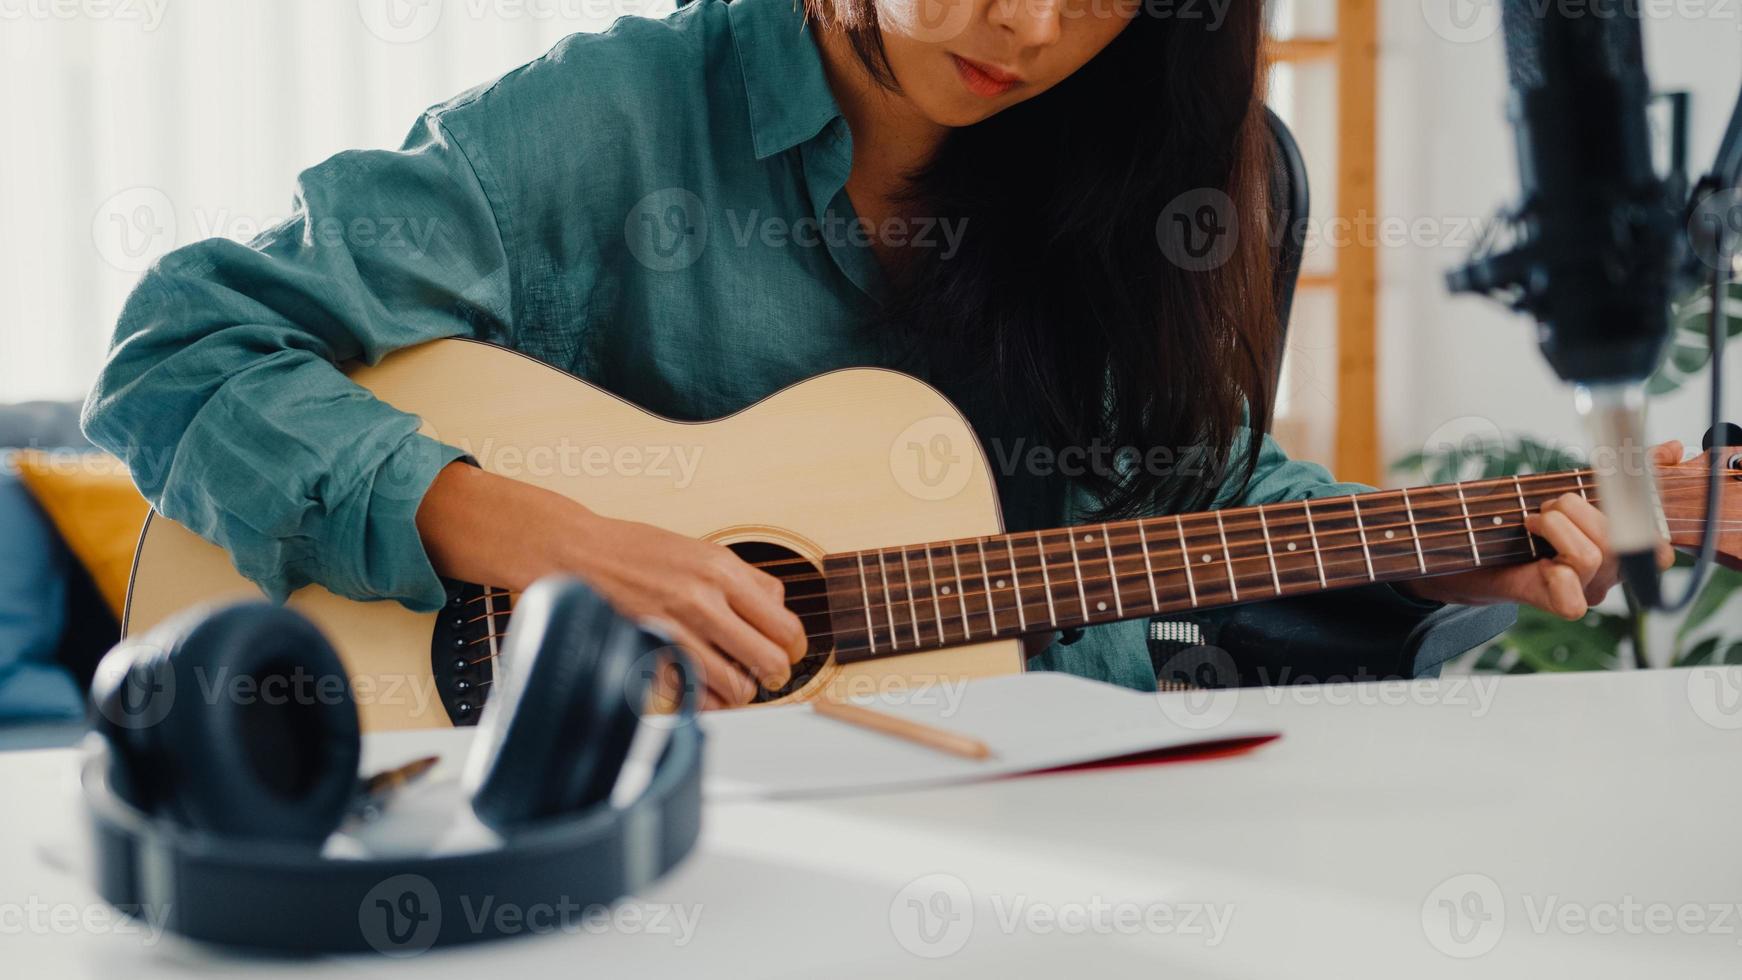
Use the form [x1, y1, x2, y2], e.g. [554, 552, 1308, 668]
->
[951, 55, 1022, 99]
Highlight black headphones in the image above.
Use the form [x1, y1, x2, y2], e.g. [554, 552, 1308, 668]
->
[81, 577, 703, 954]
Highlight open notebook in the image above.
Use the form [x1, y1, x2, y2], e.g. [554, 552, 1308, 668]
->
[701, 672, 1278, 800]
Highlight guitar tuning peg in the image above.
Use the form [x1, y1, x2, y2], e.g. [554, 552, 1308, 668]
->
[1701, 423, 1742, 454]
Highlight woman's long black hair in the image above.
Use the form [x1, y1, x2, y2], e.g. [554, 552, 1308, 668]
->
[812, 0, 1279, 520]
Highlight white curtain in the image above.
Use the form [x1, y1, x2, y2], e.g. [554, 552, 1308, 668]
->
[0, 0, 673, 402]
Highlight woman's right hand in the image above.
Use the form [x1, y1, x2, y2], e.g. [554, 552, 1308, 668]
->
[416, 462, 807, 709]
[557, 512, 808, 709]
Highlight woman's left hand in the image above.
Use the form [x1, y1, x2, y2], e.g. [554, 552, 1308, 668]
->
[1399, 441, 1683, 619]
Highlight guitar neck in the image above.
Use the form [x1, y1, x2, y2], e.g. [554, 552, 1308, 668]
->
[823, 468, 1603, 663]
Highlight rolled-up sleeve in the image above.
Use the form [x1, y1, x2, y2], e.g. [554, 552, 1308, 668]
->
[82, 112, 513, 611]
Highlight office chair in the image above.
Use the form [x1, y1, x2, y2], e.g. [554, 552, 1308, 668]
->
[1145, 111, 1517, 687]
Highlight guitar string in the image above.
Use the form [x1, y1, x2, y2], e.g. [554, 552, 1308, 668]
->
[447, 471, 1729, 606]
[458, 528, 1707, 654]
[452, 476, 1733, 626]
[826, 513, 1741, 588]
[456, 511, 1735, 633]
[459, 536, 1622, 656]
[456, 509, 1734, 624]
[724, 473, 1733, 576]
[447, 467, 1737, 667]
[789, 518, 1714, 627]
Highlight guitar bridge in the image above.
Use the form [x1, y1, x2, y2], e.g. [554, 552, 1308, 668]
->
[429, 580, 507, 726]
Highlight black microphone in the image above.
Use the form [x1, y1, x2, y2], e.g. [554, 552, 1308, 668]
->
[1451, 1, 1684, 601]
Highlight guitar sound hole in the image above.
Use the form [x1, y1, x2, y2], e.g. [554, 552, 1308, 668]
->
[726, 541, 834, 703]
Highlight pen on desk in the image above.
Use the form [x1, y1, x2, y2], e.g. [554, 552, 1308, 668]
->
[347, 755, 441, 823]
[812, 698, 993, 761]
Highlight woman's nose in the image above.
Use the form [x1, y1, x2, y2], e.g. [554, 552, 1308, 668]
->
[988, 0, 1063, 48]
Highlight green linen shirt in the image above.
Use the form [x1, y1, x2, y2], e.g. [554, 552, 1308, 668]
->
[85, 0, 1402, 692]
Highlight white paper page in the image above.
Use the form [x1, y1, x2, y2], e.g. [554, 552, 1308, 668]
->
[701, 673, 1277, 800]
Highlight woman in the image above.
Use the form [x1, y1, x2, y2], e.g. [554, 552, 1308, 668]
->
[86, 0, 1672, 708]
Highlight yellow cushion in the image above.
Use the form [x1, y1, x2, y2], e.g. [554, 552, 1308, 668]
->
[12, 450, 151, 621]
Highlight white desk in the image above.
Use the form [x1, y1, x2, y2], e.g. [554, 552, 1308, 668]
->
[5, 667, 1742, 978]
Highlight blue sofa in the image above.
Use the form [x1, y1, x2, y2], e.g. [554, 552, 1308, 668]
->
[1, 401, 121, 735]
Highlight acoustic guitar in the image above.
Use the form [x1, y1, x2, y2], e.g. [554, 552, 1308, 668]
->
[122, 339, 1742, 730]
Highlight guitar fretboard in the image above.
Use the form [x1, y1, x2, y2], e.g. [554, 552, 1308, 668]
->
[821, 470, 1598, 663]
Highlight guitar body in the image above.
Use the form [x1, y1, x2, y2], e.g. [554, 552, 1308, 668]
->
[124, 339, 1023, 731]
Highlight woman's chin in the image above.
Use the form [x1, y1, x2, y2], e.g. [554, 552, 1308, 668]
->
[913, 91, 1006, 128]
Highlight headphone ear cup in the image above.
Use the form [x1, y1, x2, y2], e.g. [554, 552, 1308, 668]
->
[466, 577, 657, 832]
[90, 603, 361, 844]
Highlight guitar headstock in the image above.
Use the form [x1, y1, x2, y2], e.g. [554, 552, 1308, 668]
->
[1660, 446, 1742, 572]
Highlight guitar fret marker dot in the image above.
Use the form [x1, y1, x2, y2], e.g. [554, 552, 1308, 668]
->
[1202, 554, 1213, 563]
[1493, 516, 1503, 526]
[995, 579, 1006, 588]
[1083, 533, 1094, 543]
[1096, 601, 1107, 612]
[940, 586, 952, 595]
[1385, 530, 1396, 540]
[1287, 542, 1298, 551]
